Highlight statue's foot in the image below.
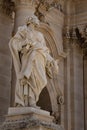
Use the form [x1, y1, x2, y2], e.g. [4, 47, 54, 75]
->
[28, 97, 40, 109]
[29, 103, 40, 109]
[15, 103, 23, 107]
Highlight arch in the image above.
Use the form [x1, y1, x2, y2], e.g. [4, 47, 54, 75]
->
[37, 23, 62, 58]
[37, 87, 52, 112]
[36, 23, 63, 112]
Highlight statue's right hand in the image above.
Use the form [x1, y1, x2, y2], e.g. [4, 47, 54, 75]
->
[20, 78, 27, 86]
[21, 46, 29, 54]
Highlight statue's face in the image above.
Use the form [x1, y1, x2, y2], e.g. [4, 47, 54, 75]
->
[33, 20, 39, 28]
[26, 15, 40, 27]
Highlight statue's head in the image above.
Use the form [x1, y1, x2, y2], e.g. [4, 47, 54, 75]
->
[26, 15, 39, 27]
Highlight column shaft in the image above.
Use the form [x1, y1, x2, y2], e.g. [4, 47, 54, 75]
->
[14, 0, 35, 32]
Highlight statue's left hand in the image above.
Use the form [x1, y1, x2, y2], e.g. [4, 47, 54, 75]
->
[21, 45, 30, 55]
[20, 77, 27, 86]
[51, 60, 59, 74]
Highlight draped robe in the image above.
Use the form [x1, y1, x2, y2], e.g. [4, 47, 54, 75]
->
[9, 25, 56, 106]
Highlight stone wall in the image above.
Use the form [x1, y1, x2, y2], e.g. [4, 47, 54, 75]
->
[84, 57, 87, 130]
[63, 0, 87, 130]
[0, 2, 13, 124]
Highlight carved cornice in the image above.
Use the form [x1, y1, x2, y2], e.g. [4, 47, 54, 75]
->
[75, 26, 87, 56]
[2, 117, 60, 130]
[36, 0, 65, 12]
[0, 0, 14, 17]
[34, 0, 65, 22]
[13, 0, 34, 5]
[63, 27, 77, 41]
[64, 25, 87, 56]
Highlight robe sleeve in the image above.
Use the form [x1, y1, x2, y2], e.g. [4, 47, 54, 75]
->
[39, 32, 58, 77]
[9, 25, 27, 77]
[39, 32, 54, 62]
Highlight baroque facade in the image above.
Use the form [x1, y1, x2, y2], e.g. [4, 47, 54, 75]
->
[0, 0, 87, 130]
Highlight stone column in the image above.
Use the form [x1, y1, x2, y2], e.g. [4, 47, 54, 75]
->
[13, 0, 35, 32]
[0, 0, 13, 124]
[63, 36, 72, 130]
[64, 31, 84, 130]
[84, 55, 87, 130]
[70, 40, 84, 130]
[70, 42, 84, 130]
[63, 1, 72, 129]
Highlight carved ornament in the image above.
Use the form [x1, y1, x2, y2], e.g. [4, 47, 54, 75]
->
[34, 0, 65, 22]
[2, 117, 60, 130]
[64, 25, 87, 56]
[0, 0, 14, 16]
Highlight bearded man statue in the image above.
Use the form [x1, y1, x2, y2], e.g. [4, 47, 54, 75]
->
[9, 15, 58, 108]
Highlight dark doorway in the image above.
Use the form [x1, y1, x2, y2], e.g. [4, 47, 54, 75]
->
[37, 87, 52, 112]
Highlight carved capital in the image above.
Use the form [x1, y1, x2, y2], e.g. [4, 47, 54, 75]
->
[0, 0, 14, 17]
[75, 26, 87, 56]
[65, 25, 87, 56]
[13, 0, 35, 14]
[13, 0, 35, 6]
[63, 26, 71, 39]
[64, 27, 79, 43]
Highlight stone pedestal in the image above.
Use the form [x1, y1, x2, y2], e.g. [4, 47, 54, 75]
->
[1, 107, 64, 130]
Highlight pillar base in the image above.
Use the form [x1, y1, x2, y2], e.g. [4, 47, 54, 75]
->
[1, 107, 64, 130]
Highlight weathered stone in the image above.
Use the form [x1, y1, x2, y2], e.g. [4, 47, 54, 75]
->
[1, 107, 64, 130]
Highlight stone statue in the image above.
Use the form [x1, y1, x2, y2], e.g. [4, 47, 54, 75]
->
[9, 15, 58, 108]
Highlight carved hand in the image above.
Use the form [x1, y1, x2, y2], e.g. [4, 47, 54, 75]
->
[51, 60, 59, 74]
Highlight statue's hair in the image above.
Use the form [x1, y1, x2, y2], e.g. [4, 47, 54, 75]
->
[26, 15, 39, 25]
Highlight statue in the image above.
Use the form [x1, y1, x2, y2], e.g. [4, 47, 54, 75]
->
[9, 15, 58, 108]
